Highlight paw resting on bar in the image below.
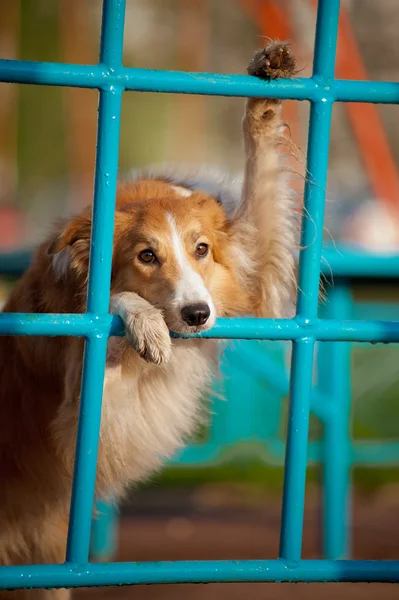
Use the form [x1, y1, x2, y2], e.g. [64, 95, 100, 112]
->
[110, 292, 172, 366]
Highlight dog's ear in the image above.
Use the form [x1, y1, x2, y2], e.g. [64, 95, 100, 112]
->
[47, 210, 131, 279]
[47, 210, 92, 256]
[47, 210, 93, 278]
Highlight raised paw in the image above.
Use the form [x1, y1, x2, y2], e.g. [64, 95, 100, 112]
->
[247, 41, 296, 80]
[111, 292, 172, 366]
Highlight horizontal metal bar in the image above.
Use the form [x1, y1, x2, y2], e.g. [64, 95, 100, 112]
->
[315, 319, 399, 342]
[175, 318, 399, 342]
[0, 59, 315, 97]
[0, 60, 107, 88]
[334, 78, 399, 104]
[248, 439, 399, 468]
[354, 303, 399, 320]
[0, 249, 32, 276]
[121, 68, 315, 100]
[233, 438, 399, 468]
[1, 58, 399, 104]
[352, 441, 399, 465]
[3, 248, 399, 281]
[4, 245, 399, 280]
[322, 245, 399, 278]
[0, 313, 113, 337]
[1, 559, 399, 589]
[2, 314, 399, 342]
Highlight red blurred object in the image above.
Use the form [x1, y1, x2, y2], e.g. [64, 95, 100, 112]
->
[0, 205, 25, 251]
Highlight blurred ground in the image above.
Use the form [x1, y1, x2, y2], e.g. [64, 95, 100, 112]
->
[75, 486, 399, 600]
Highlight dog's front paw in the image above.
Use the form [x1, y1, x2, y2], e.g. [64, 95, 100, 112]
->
[125, 307, 172, 365]
[111, 292, 172, 365]
[247, 41, 296, 80]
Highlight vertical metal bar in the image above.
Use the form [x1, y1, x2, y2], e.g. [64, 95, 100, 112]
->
[297, 0, 340, 320]
[280, 337, 315, 561]
[100, 0, 126, 69]
[66, 336, 111, 563]
[296, 100, 333, 320]
[320, 281, 352, 559]
[66, 89, 123, 563]
[85, 87, 124, 315]
[312, 0, 341, 80]
[279, 0, 340, 562]
[66, 0, 125, 564]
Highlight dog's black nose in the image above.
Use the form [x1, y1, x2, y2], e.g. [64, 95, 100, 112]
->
[181, 303, 210, 327]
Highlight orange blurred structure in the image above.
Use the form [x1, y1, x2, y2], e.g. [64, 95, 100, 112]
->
[334, 5, 399, 220]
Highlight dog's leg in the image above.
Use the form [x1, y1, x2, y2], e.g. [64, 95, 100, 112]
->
[0, 518, 70, 599]
[110, 292, 172, 365]
[238, 41, 298, 318]
[54, 292, 172, 495]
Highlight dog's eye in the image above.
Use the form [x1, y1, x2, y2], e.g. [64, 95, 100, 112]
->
[138, 249, 157, 264]
[195, 243, 209, 257]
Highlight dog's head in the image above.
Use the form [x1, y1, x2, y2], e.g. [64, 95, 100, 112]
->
[48, 180, 252, 334]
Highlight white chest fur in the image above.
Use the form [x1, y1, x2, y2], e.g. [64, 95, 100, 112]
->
[97, 338, 217, 498]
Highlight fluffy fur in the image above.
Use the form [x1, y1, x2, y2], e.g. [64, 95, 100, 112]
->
[0, 41, 297, 598]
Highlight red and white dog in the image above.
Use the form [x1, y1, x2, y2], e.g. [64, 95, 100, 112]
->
[0, 41, 297, 598]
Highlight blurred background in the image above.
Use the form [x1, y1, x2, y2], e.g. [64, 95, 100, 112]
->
[1, 1, 399, 598]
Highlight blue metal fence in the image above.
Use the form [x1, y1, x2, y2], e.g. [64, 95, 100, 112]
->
[1, 0, 399, 590]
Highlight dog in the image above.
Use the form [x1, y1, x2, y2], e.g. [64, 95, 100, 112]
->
[0, 41, 297, 598]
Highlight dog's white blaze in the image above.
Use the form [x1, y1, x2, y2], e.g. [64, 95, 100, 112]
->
[171, 185, 193, 198]
[167, 213, 215, 322]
